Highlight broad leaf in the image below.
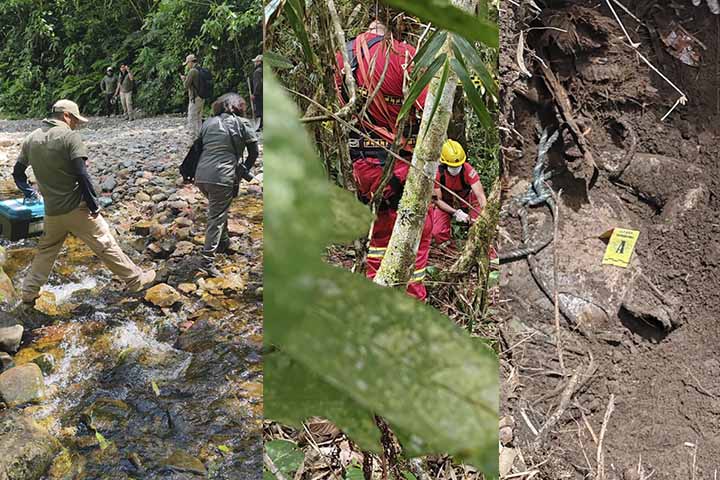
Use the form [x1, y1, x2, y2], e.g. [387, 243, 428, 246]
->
[452, 34, 498, 99]
[264, 440, 305, 479]
[451, 58, 492, 128]
[411, 30, 447, 79]
[382, 0, 498, 48]
[284, 0, 315, 66]
[265, 50, 295, 70]
[265, 73, 499, 475]
[397, 53, 446, 123]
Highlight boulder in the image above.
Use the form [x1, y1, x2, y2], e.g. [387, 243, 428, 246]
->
[0, 352, 14, 373]
[0, 411, 60, 480]
[145, 284, 183, 308]
[0, 325, 23, 353]
[0, 364, 45, 407]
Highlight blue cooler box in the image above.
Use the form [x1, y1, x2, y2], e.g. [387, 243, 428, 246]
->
[0, 198, 45, 241]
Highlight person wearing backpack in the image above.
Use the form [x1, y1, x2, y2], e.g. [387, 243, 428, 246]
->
[182, 54, 213, 139]
[114, 63, 135, 121]
[431, 140, 487, 245]
[193, 93, 258, 277]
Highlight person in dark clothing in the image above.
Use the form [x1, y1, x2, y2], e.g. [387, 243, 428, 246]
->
[100, 67, 119, 117]
[251, 55, 263, 130]
[194, 93, 259, 276]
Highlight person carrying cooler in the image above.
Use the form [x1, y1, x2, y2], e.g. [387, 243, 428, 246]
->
[431, 140, 487, 245]
[12, 99, 155, 305]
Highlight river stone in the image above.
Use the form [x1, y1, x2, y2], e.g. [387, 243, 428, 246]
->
[31, 353, 55, 375]
[171, 241, 195, 257]
[101, 177, 117, 192]
[145, 284, 183, 307]
[0, 364, 44, 406]
[136, 192, 151, 202]
[0, 411, 60, 480]
[0, 352, 14, 373]
[0, 325, 23, 353]
[0, 268, 16, 303]
[161, 451, 207, 476]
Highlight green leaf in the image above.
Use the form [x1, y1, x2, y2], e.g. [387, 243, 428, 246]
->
[382, 0, 498, 48]
[451, 34, 498, 99]
[397, 53, 446, 123]
[421, 58, 450, 141]
[284, 0, 315, 66]
[451, 58, 492, 128]
[265, 73, 499, 475]
[265, 51, 295, 70]
[345, 465, 365, 480]
[218, 445, 231, 454]
[95, 431, 110, 451]
[403, 473, 418, 480]
[264, 440, 305, 478]
[411, 30, 447, 79]
[151, 380, 160, 397]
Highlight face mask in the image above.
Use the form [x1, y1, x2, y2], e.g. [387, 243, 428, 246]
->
[448, 166, 462, 176]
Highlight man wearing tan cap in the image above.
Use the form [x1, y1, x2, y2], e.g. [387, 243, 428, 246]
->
[12, 99, 155, 305]
[181, 54, 204, 138]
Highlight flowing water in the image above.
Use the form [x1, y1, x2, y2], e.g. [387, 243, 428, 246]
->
[0, 116, 263, 480]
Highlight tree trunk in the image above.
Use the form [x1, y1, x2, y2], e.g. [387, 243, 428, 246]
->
[374, 0, 478, 290]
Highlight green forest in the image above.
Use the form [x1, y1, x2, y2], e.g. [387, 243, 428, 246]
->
[0, 0, 262, 118]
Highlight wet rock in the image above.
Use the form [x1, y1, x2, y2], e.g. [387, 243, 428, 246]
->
[0, 352, 14, 373]
[101, 177, 117, 192]
[171, 241, 195, 257]
[161, 451, 207, 476]
[81, 398, 131, 433]
[0, 363, 45, 407]
[178, 283, 197, 294]
[145, 284, 183, 307]
[31, 353, 56, 375]
[0, 411, 60, 480]
[0, 324, 23, 353]
[0, 267, 16, 303]
[133, 220, 153, 236]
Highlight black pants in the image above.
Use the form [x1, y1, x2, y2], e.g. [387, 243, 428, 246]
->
[253, 95, 262, 129]
[104, 94, 118, 117]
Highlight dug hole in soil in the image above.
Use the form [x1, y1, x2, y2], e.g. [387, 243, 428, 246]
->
[499, 2, 720, 478]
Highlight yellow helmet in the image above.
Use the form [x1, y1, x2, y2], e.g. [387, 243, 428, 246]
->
[440, 140, 466, 167]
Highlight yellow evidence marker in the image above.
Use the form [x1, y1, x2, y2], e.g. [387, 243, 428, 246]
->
[601, 228, 640, 268]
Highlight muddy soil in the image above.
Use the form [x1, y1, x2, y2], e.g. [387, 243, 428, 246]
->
[0, 115, 263, 479]
[499, 2, 720, 478]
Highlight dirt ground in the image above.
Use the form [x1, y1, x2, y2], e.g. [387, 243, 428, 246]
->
[499, 1, 720, 478]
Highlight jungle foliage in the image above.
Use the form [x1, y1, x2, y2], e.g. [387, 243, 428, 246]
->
[0, 0, 261, 118]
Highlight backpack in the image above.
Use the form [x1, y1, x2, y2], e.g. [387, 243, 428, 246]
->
[180, 137, 203, 183]
[195, 67, 213, 100]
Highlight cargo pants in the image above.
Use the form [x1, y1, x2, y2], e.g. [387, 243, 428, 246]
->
[188, 97, 205, 139]
[196, 183, 233, 265]
[22, 206, 144, 302]
[119, 92, 134, 120]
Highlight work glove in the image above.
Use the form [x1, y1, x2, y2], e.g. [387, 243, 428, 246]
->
[692, 0, 720, 14]
[453, 209, 471, 223]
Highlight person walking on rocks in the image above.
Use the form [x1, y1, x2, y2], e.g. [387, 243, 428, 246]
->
[251, 55, 263, 131]
[194, 93, 259, 276]
[114, 63, 135, 121]
[12, 99, 155, 305]
[182, 54, 205, 138]
[100, 67, 119, 117]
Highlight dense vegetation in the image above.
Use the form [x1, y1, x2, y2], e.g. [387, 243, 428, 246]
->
[0, 0, 262, 118]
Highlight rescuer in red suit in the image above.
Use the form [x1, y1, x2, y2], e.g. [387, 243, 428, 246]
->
[336, 17, 433, 301]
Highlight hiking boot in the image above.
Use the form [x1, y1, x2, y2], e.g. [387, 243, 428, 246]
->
[21, 293, 39, 306]
[127, 270, 157, 294]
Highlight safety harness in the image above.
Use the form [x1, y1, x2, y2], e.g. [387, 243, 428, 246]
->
[438, 164, 471, 207]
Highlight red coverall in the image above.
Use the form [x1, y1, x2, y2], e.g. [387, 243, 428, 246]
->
[336, 32, 433, 301]
[431, 163, 482, 245]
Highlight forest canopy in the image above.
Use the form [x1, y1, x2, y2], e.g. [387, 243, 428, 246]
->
[0, 0, 262, 118]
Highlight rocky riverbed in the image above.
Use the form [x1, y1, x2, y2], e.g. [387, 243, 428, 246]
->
[0, 114, 263, 480]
